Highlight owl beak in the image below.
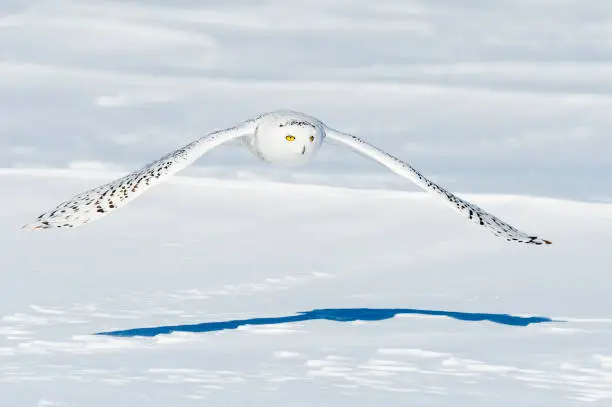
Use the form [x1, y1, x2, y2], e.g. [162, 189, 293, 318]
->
[301, 145, 306, 155]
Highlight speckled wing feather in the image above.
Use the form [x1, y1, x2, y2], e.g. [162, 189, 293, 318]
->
[325, 129, 551, 245]
[23, 120, 256, 230]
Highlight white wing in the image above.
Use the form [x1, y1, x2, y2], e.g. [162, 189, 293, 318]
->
[325, 129, 551, 245]
[23, 119, 257, 230]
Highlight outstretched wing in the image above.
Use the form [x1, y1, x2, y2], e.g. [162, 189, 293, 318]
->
[23, 119, 257, 230]
[325, 129, 551, 245]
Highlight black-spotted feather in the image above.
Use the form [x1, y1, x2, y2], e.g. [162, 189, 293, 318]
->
[325, 129, 551, 245]
[23, 122, 255, 230]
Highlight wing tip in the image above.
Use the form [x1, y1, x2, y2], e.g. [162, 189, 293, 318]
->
[20, 218, 89, 231]
[20, 222, 45, 231]
[528, 236, 552, 245]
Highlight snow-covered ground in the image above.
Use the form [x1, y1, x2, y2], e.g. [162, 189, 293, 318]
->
[2, 168, 611, 406]
[2, 0, 612, 406]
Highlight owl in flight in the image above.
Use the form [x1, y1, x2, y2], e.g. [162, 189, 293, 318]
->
[23, 110, 551, 245]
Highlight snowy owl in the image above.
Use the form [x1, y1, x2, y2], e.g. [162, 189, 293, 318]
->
[23, 110, 551, 245]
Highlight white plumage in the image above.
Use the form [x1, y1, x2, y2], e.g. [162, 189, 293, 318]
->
[23, 110, 551, 245]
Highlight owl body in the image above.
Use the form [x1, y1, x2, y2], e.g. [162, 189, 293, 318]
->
[22, 110, 551, 245]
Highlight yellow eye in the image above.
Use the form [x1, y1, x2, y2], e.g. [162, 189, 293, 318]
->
[309, 135, 315, 142]
[285, 135, 295, 141]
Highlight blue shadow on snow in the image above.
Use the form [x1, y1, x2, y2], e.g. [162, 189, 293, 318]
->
[96, 308, 559, 338]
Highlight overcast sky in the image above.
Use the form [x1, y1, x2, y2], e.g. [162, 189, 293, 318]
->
[0, 0, 610, 200]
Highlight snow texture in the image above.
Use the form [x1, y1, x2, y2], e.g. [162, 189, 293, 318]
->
[1, 0, 611, 406]
[2, 169, 612, 406]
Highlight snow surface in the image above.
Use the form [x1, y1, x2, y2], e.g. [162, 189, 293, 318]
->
[2, 0, 612, 405]
[2, 168, 612, 406]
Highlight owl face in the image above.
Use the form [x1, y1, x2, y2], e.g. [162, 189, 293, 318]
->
[250, 111, 325, 167]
